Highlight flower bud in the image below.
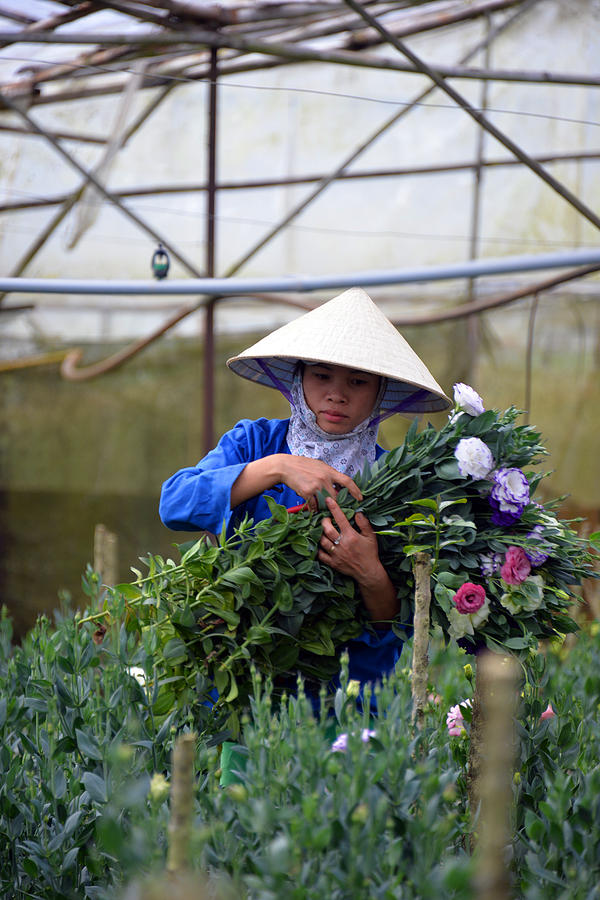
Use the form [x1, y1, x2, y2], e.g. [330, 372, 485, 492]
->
[350, 803, 369, 825]
[346, 679, 360, 699]
[149, 772, 170, 804]
[226, 784, 248, 802]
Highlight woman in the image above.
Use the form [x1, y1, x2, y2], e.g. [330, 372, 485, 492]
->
[160, 287, 450, 690]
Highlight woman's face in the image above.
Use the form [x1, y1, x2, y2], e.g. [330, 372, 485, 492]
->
[302, 363, 380, 434]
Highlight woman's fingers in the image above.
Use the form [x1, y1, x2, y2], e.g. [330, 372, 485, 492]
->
[324, 495, 353, 533]
[355, 510, 374, 537]
[333, 474, 362, 501]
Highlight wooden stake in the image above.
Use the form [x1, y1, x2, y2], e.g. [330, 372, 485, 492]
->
[166, 733, 197, 875]
[411, 551, 431, 729]
[470, 652, 519, 898]
[93, 523, 118, 587]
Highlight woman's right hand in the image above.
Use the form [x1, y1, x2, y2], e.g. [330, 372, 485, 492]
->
[230, 453, 362, 509]
[277, 454, 363, 506]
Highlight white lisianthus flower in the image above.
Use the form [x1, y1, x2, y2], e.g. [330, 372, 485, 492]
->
[454, 437, 494, 480]
[453, 383, 485, 416]
[127, 666, 147, 687]
[447, 597, 490, 640]
[500, 575, 545, 614]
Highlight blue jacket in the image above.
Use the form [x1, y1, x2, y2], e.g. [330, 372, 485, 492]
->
[159, 417, 404, 695]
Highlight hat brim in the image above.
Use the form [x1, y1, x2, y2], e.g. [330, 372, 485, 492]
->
[227, 355, 450, 414]
[226, 287, 452, 415]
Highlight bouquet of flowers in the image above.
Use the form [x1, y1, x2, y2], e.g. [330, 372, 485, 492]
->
[110, 384, 597, 730]
[371, 383, 598, 655]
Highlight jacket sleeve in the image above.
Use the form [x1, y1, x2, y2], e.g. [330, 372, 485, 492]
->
[159, 419, 272, 534]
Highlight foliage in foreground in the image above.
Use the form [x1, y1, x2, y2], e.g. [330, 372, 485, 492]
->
[0, 584, 599, 899]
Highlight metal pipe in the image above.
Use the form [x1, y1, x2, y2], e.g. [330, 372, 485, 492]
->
[0, 83, 178, 306]
[3, 248, 600, 295]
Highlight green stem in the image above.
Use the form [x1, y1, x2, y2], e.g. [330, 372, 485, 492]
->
[218, 604, 280, 671]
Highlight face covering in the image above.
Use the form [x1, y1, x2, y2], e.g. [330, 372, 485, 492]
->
[285, 369, 384, 477]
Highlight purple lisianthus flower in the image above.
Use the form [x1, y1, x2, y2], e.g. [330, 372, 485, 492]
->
[525, 525, 550, 566]
[480, 552, 502, 577]
[331, 733, 348, 752]
[331, 729, 376, 753]
[489, 467, 530, 524]
[453, 383, 485, 416]
[454, 437, 494, 480]
[489, 498, 522, 526]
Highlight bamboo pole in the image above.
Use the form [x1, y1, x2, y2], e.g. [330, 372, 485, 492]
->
[411, 552, 432, 730]
[166, 732, 197, 875]
[470, 652, 519, 899]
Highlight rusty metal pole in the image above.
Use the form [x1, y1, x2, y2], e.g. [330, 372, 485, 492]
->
[203, 47, 218, 455]
[465, 15, 492, 383]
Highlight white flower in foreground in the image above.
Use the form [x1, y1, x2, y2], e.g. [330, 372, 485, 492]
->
[453, 383, 485, 416]
[127, 666, 147, 687]
[500, 575, 545, 615]
[447, 597, 491, 640]
[454, 437, 494, 480]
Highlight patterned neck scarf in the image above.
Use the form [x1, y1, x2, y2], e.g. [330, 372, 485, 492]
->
[286, 370, 383, 477]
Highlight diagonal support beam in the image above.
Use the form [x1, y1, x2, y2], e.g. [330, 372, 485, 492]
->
[0, 83, 181, 305]
[225, 0, 539, 277]
[344, 0, 600, 232]
[0, 93, 205, 278]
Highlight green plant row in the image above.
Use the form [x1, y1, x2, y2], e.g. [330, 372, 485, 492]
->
[1, 588, 599, 898]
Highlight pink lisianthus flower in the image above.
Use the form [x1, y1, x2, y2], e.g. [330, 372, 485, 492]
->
[454, 582, 486, 614]
[446, 699, 472, 736]
[501, 546, 531, 585]
[540, 703, 555, 721]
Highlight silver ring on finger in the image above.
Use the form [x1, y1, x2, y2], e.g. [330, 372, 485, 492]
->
[332, 537, 341, 546]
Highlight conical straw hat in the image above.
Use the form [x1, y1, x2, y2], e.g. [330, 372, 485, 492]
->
[227, 287, 451, 414]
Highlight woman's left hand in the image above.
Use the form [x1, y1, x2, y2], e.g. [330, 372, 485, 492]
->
[318, 496, 381, 586]
[318, 496, 400, 622]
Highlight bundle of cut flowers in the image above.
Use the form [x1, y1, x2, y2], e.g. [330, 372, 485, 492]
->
[108, 384, 598, 732]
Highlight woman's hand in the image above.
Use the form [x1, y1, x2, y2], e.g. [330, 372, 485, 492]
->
[318, 496, 400, 623]
[278, 454, 363, 507]
[230, 453, 361, 510]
